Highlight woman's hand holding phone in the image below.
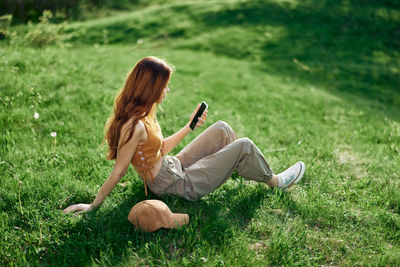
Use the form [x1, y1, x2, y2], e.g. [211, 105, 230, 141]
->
[188, 102, 208, 131]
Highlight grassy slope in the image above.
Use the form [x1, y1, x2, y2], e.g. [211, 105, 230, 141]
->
[1, 0, 400, 266]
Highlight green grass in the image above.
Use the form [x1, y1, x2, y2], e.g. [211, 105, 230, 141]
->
[1, 0, 400, 266]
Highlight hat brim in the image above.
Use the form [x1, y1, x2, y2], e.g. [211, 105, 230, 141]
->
[167, 213, 189, 229]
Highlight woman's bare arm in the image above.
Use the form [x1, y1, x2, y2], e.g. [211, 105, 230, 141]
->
[161, 125, 192, 155]
[161, 104, 207, 155]
[63, 120, 146, 214]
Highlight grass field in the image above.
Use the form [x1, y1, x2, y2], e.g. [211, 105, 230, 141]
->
[1, 0, 400, 265]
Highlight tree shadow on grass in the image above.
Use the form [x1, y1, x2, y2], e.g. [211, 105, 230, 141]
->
[63, 0, 400, 119]
[49, 180, 286, 266]
[192, 0, 400, 115]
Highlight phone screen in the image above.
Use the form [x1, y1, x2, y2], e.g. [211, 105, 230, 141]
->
[190, 102, 208, 131]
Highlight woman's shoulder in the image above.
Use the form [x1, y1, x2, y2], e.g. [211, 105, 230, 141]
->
[120, 117, 146, 143]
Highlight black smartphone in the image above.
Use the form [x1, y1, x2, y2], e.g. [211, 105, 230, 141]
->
[189, 101, 208, 131]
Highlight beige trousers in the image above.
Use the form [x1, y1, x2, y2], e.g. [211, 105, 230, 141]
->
[147, 121, 273, 201]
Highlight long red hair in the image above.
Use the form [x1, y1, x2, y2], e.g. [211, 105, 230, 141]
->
[104, 56, 173, 160]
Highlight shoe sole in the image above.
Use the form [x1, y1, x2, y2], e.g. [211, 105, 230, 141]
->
[286, 161, 305, 189]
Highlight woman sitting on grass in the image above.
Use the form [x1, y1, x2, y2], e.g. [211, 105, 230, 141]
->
[63, 56, 305, 214]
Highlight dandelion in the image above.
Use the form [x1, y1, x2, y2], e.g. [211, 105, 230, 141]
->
[51, 132, 57, 151]
[34, 112, 39, 119]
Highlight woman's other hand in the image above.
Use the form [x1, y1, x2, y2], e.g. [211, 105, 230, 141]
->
[63, 203, 94, 215]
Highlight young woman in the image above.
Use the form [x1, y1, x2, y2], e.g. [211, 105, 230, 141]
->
[63, 56, 305, 214]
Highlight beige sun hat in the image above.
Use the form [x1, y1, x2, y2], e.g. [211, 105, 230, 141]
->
[128, 200, 189, 232]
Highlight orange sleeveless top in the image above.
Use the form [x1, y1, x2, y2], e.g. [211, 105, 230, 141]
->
[131, 116, 163, 196]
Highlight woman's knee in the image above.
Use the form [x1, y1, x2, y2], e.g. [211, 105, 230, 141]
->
[211, 120, 227, 129]
[207, 120, 237, 143]
[207, 120, 228, 135]
[233, 137, 255, 153]
[237, 137, 253, 146]
[215, 120, 234, 134]
[216, 120, 228, 127]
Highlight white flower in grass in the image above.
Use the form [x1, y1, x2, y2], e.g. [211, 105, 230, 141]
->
[137, 39, 143, 44]
[50, 132, 57, 138]
[34, 112, 39, 119]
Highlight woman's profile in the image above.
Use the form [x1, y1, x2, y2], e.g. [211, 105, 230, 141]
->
[63, 56, 305, 214]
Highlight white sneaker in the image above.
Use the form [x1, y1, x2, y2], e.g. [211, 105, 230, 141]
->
[278, 161, 305, 190]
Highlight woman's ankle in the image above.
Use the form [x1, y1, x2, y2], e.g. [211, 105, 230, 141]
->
[265, 175, 280, 187]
